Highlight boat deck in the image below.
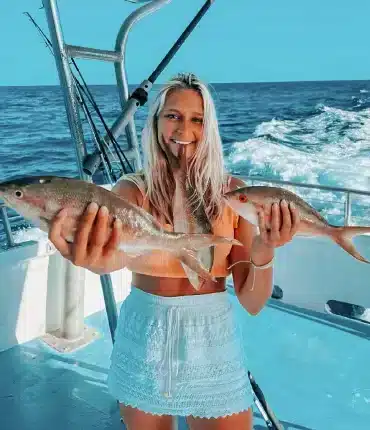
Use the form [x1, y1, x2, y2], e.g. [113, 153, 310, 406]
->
[1, 290, 369, 430]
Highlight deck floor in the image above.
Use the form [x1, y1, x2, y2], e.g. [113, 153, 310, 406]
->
[1, 290, 370, 430]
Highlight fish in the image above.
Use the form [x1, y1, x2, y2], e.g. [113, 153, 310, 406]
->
[0, 176, 242, 282]
[172, 145, 214, 290]
[223, 184, 370, 264]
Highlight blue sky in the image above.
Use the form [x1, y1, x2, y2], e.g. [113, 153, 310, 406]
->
[1, 0, 370, 86]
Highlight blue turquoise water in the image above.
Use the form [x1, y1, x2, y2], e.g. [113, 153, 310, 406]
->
[1, 80, 370, 245]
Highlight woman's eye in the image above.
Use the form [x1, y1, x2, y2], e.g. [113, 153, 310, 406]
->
[166, 114, 179, 120]
[193, 118, 203, 124]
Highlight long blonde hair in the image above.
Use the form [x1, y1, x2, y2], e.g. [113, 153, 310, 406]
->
[130, 72, 228, 225]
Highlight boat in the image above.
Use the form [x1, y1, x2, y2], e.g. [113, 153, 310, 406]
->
[1, 1, 370, 429]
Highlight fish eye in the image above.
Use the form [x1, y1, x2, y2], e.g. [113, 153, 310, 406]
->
[15, 190, 23, 198]
[238, 194, 248, 203]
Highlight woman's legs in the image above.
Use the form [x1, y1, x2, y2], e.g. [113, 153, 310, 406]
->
[120, 404, 176, 430]
[186, 407, 253, 430]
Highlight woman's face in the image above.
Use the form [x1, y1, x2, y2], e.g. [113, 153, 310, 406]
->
[157, 88, 204, 165]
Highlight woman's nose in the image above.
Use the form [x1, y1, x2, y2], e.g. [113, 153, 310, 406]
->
[174, 121, 195, 142]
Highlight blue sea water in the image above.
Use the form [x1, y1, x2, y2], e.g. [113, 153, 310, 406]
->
[1, 80, 370, 245]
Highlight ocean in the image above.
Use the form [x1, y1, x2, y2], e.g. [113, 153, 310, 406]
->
[1, 80, 370, 246]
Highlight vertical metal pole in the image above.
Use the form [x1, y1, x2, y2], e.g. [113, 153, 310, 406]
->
[116, 61, 142, 171]
[101, 275, 118, 343]
[344, 192, 352, 226]
[43, 0, 89, 181]
[62, 257, 85, 339]
[114, 0, 171, 172]
[43, 0, 87, 341]
[0, 204, 15, 248]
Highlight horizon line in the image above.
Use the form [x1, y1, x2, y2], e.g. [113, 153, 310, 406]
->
[1, 77, 370, 88]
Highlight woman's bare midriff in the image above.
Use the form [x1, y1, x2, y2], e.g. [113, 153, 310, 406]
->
[132, 272, 227, 297]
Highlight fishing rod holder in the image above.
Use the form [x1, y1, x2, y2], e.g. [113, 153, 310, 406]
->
[83, 80, 152, 176]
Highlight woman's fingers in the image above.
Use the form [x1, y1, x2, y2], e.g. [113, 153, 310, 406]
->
[48, 208, 73, 259]
[290, 202, 300, 235]
[103, 218, 123, 259]
[258, 200, 300, 247]
[73, 202, 99, 265]
[279, 200, 292, 240]
[258, 205, 269, 243]
[49, 203, 123, 271]
[270, 202, 281, 243]
[88, 206, 110, 264]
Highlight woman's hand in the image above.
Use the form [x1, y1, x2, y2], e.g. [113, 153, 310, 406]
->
[251, 200, 300, 260]
[48, 202, 123, 274]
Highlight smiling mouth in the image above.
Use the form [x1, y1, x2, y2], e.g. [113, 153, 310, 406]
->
[171, 139, 193, 145]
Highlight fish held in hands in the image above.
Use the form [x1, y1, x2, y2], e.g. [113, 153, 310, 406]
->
[223, 185, 370, 264]
[0, 176, 242, 281]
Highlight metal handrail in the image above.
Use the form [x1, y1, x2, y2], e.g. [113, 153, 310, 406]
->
[241, 175, 370, 197]
[1, 175, 369, 247]
[0, 203, 15, 248]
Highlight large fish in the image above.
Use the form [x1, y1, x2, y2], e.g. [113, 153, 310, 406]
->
[172, 145, 214, 290]
[0, 176, 242, 281]
[223, 184, 370, 264]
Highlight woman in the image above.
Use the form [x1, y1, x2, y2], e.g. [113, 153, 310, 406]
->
[49, 73, 300, 430]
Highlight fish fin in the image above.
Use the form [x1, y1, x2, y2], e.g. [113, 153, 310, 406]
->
[171, 233, 240, 288]
[199, 246, 214, 271]
[181, 263, 204, 291]
[184, 246, 214, 290]
[330, 226, 370, 264]
[176, 248, 216, 284]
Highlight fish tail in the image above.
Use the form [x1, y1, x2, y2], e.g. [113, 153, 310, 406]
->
[330, 226, 370, 264]
[181, 264, 204, 291]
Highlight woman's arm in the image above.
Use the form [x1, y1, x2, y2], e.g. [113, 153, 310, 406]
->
[227, 176, 299, 315]
[228, 213, 274, 315]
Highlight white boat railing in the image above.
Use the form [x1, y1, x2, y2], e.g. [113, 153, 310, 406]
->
[1, 174, 370, 249]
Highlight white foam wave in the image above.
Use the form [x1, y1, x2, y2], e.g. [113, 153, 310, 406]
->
[229, 105, 370, 191]
[254, 106, 370, 158]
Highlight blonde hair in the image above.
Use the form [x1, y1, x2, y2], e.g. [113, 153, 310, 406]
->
[129, 72, 228, 225]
